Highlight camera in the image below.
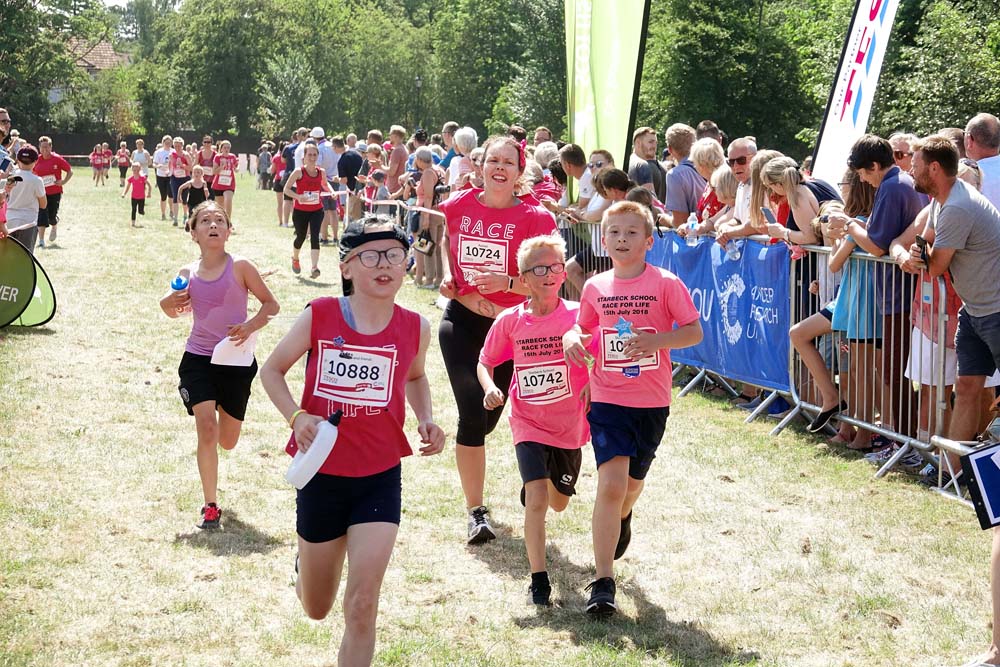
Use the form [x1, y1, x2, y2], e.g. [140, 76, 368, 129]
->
[434, 184, 451, 196]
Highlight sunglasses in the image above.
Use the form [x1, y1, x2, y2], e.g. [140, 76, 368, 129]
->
[726, 155, 748, 167]
[961, 157, 980, 172]
[893, 150, 913, 160]
[588, 161, 605, 170]
[522, 262, 565, 277]
[203, 141, 212, 144]
[348, 247, 407, 268]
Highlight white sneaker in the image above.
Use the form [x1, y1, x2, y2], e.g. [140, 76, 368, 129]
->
[467, 506, 496, 545]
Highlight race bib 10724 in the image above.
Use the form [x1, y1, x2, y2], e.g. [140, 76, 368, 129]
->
[458, 235, 508, 276]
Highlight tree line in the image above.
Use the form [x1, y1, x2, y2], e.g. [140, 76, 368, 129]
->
[3, 0, 998, 158]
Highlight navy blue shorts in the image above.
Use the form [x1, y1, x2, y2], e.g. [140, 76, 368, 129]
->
[296, 464, 402, 543]
[956, 308, 1000, 377]
[587, 402, 669, 480]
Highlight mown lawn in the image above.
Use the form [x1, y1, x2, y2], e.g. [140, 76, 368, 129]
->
[0, 174, 992, 666]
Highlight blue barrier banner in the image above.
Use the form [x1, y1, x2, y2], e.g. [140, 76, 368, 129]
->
[647, 235, 791, 392]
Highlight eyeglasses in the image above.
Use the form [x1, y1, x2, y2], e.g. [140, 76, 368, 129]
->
[522, 262, 565, 277]
[726, 155, 748, 167]
[961, 157, 980, 172]
[587, 161, 605, 170]
[0, 119, 10, 125]
[348, 247, 407, 268]
[893, 150, 913, 160]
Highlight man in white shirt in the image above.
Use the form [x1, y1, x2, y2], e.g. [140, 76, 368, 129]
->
[152, 136, 173, 220]
[715, 137, 758, 245]
[1, 145, 47, 253]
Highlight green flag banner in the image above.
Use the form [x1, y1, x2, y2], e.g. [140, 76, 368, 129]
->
[565, 0, 651, 166]
[0, 236, 57, 328]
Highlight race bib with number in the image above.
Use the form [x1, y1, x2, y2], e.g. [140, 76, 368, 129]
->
[600, 327, 659, 371]
[173, 167, 186, 178]
[313, 341, 396, 407]
[457, 235, 508, 278]
[41, 175, 56, 187]
[302, 191, 319, 203]
[216, 173, 233, 187]
[515, 360, 571, 405]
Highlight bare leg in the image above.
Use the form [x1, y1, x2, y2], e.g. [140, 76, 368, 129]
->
[296, 535, 347, 620]
[191, 401, 221, 505]
[338, 522, 398, 667]
[790, 313, 838, 409]
[523, 479, 549, 573]
[455, 444, 486, 509]
[593, 456, 629, 579]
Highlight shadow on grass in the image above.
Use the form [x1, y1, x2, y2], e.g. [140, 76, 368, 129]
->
[469, 520, 749, 666]
[174, 510, 283, 556]
[0, 325, 58, 338]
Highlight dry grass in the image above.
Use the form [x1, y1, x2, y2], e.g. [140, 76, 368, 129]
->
[0, 175, 993, 666]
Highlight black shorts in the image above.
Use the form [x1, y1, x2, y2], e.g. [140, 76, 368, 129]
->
[296, 464, 402, 543]
[156, 176, 171, 201]
[35, 207, 50, 228]
[588, 402, 669, 480]
[573, 246, 613, 275]
[515, 441, 583, 497]
[119, 165, 128, 178]
[273, 178, 284, 193]
[45, 192, 61, 226]
[211, 188, 231, 199]
[177, 351, 257, 421]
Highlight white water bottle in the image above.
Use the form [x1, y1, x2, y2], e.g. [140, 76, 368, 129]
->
[285, 410, 343, 489]
[685, 212, 698, 247]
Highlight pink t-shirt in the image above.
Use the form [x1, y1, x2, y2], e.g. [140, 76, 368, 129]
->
[438, 188, 557, 310]
[213, 153, 238, 190]
[577, 263, 699, 407]
[480, 299, 590, 449]
[127, 175, 147, 199]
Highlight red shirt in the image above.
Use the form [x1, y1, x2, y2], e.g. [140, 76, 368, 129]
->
[117, 149, 130, 167]
[169, 151, 189, 178]
[34, 153, 72, 195]
[271, 154, 285, 180]
[199, 149, 216, 183]
[285, 297, 419, 477]
[127, 175, 147, 200]
[102, 149, 113, 166]
[212, 153, 238, 191]
[697, 184, 724, 220]
[293, 166, 326, 211]
[438, 188, 557, 310]
[531, 176, 563, 204]
[90, 152, 102, 168]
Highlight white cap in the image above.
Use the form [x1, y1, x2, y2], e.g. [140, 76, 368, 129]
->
[310, 127, 324, 139]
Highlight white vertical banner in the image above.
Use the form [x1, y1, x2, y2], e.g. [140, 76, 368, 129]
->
[812, 0, 901, 186]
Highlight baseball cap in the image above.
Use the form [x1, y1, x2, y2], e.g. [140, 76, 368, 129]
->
[16, 144, 38, 163]
[310, 127, 324, 139]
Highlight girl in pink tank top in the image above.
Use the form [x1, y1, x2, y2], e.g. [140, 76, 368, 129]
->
[159, 201, 280, 530]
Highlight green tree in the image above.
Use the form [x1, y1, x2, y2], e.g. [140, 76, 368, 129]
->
[258, 52, 322, 138]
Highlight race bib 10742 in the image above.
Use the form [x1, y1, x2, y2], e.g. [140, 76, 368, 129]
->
[313, 341, 396, 407]
[515, 360, 571, 405]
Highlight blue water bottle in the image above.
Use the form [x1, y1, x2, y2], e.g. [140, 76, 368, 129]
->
[170, 275, 191, 315]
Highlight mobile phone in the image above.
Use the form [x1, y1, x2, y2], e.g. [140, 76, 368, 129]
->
[819, 214, 830, 223]
[760, 207, 778, 226]
[915, 234, 929, 266]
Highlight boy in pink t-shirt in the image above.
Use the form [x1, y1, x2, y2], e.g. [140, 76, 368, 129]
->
[563, 201, 702, 616]
[120, 162, 151, 227]
[478, 234, 591, 607]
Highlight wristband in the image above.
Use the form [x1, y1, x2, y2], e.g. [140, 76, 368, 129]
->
[288, 408, 307, 430]
[507, 277, 514, 292]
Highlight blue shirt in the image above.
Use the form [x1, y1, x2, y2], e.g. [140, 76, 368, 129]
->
[405, 151, 441, 173]
[440, 147, 456, 169]
[664, 158, 705, 214]
[869, 166, 922, 314]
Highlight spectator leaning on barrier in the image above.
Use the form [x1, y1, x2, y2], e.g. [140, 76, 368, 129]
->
[628, 127, 666, 202]
[714, 137, 758, 244]
[830, 134, 923, 437]
[663, 123, 705, 227]
[965, 113, 1000, 207]
[440, 121, 460, 169]
[909, 135, 1000, 667]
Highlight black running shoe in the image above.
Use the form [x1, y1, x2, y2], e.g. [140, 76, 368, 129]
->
[197, 503, 221, 530]
[529, 581, 552, 606]
[807, 400, 847, 433]
[614, 511, 632, 560]
[585, 577, 616, 615]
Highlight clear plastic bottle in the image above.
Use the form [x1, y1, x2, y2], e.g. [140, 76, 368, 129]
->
[170, 275, 192, 315]
[286, 410, 343, 489]
[725, 239, 741, 261]
[685, 212, 698, 247]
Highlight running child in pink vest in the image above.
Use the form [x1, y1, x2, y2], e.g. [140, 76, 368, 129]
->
[563, 201, 703, 616]
[159, 201, 279, 529]
[260, 217, 445, 666]
[120, 162, 150, 227]
[478, 233, 592, 606]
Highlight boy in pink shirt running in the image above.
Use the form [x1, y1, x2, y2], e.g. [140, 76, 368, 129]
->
[478, 234, 591, 607]
[563, 201, 702, 616]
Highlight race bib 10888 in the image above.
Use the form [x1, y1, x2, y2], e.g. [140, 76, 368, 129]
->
[313, 340, 397, 407]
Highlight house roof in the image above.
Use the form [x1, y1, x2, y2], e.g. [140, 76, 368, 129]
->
[67, 38, 130, 72]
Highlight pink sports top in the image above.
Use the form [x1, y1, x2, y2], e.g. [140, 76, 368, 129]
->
[185, 256, 248, 356]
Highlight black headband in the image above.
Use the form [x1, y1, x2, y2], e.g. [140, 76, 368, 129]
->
[338, 222, 410, 262]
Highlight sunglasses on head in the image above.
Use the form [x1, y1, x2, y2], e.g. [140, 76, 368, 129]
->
[961, 157, 980, 172]
[726, 155, 748, 167]
[893, 150, 913, 160]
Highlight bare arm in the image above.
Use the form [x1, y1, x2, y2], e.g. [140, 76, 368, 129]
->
[404, 316, 445, 455]
[229, 258, 281, 344]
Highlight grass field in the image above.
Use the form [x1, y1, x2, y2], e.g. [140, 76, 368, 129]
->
[0, 174, 994, 666]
